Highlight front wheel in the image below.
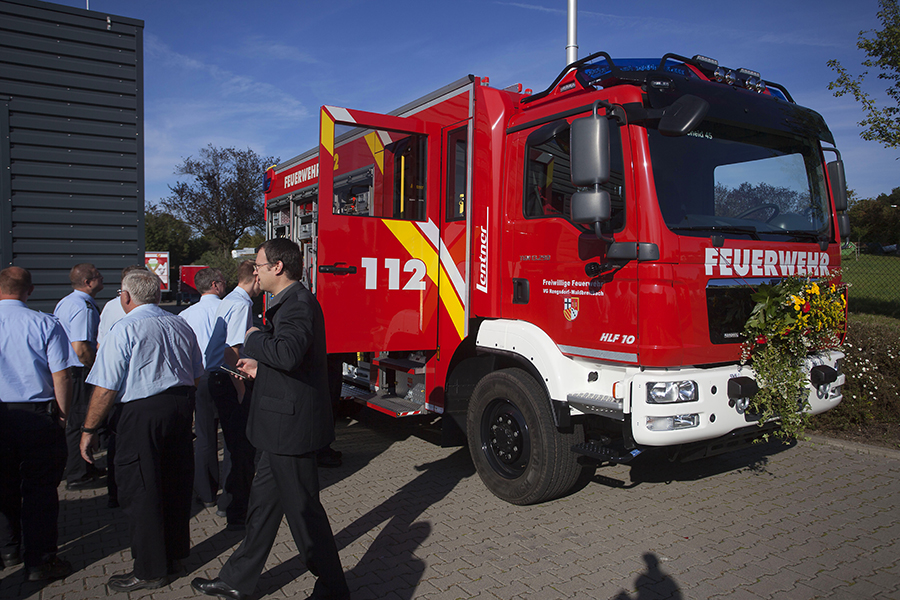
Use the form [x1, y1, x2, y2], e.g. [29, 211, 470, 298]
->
[467, 368, 586, 505]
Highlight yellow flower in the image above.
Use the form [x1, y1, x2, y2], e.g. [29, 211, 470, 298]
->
[809, 283, 820, 295]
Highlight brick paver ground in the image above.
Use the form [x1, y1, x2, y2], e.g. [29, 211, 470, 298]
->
[2, 411, 898, 600]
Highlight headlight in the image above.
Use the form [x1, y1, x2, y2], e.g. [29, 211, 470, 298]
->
[647, 414, 700, 431]
[647, 381, 698, 404]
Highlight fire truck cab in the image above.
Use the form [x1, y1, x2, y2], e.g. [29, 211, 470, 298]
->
[264, 52, 849, 505]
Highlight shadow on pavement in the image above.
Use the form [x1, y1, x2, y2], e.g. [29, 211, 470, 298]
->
[256, 448, 475, 600]
[611, 552, 684, 600]
[590, 437, 796, 489]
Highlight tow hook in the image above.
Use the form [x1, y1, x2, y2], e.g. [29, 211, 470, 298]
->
[727, 376, 758, 415]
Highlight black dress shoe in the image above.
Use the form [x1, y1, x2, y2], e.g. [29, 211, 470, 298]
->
[1, 549, 21, 568]
[25, 556, 72, 581]
[65, 471, 105, 490]
[191, 577, 246, 600]
[106, 572, 167, 592]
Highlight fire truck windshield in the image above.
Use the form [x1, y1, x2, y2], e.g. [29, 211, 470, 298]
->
[647, 120, 831, 243]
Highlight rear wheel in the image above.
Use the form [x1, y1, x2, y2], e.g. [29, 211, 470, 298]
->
[467, 368, 585, 505]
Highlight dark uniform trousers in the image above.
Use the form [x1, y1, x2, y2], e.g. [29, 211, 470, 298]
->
[63, 366, 93, 482]
[208, 372, 254, 524]
[0, 401, 66, 568]
[219, 451, 349, 599]
[114, 387, 195, 580]
[193, 373, 218, 504]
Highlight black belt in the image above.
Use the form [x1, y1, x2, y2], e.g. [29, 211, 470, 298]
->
[2, 400, 54, 413]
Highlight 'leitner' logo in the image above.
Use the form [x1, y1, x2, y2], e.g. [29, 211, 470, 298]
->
[476, 210, 489, 293]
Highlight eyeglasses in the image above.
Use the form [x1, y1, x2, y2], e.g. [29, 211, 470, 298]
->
[253, 262, 276, 271]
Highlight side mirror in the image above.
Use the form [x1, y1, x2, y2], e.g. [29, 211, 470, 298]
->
[571, 189, 611, 225]
[570, 101, 612, 235]
[827, 159, 848, 212]
[837, 213, 851, 241]
[570, 102, 610, 186]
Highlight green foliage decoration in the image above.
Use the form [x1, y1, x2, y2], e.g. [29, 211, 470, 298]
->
[741, 272, 848, 441]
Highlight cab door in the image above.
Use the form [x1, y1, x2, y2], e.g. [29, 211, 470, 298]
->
[316, 106, 442, 353]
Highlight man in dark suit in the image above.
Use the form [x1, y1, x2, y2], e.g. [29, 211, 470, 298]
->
[192, 238, 350, 600]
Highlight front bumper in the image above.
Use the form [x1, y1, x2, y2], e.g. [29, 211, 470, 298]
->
[626, 350, 844, 446]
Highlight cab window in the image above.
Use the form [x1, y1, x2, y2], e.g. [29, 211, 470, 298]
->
[446, 126, 468, 222]
[332, 127, 427, 222]
[523, 119, 625, 233]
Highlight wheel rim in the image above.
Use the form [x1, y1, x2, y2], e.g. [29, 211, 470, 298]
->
[480, 397, 530, 479]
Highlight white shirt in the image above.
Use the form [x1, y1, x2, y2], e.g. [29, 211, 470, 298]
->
[97, 296, 126, 346]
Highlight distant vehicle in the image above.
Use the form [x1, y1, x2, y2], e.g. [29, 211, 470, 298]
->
[178, 265, 209, 304]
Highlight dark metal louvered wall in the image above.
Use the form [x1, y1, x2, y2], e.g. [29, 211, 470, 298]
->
[0, 0, 143, 311]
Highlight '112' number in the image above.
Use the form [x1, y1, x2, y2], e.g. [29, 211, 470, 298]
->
[361, 257, 427, 291]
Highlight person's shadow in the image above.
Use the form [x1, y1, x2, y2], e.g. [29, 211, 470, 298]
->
[612, 553, 683, 600]
[255, 448, 475, 600]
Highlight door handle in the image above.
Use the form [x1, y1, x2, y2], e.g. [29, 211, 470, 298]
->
[318, 264, 357, 275]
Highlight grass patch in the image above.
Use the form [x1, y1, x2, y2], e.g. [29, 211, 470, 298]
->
[841, 254, 900, 317]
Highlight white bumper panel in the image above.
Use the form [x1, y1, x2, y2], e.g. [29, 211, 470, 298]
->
[630, 350, 845, 446]
[476, 319, 845, 448]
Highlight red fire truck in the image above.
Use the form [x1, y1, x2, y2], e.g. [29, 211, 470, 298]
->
[263, 52, 850, 504]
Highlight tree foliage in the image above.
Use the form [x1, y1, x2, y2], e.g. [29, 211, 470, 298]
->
[847, 187, 900, 245]
[827, 0, 900, 149]
[161, 145, 277, 251]
[144, 205, 211, 269]
[715, 182, 807, 219]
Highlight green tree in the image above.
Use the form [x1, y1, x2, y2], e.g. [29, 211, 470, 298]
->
[144, 206, 211, 267]
[161, 145, 277, 251]
[198, 249, 242, 288]
[847, 187, 900, 245]
[236, 230, 265, 250]
[144, 206, 212, 290]
[827, 0, 900, 149]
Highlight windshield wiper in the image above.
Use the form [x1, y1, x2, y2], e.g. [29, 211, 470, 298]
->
[669, 225, 760, 240]
[768, 229, 830, 248]
[768, 230, 824, 241]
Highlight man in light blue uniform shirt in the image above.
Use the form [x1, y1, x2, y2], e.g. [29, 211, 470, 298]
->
[80, 269, 203, 592]
[0, 266, 78, 581]
[178, 268, 226, 508]
[95, 264, 147, 509]
[54, 263, 104, 489]
[205, 261, 260, 530]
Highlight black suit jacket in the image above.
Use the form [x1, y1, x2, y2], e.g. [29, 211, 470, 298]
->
[243, 282, 334, 455]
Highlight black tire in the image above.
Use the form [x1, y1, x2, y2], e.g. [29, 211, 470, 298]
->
[467, 367, 585, 505]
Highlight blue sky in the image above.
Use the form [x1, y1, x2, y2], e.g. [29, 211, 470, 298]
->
[54, 0, 899, 203]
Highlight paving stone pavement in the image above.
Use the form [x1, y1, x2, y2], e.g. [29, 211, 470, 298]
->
[2, 411, 899, 600]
